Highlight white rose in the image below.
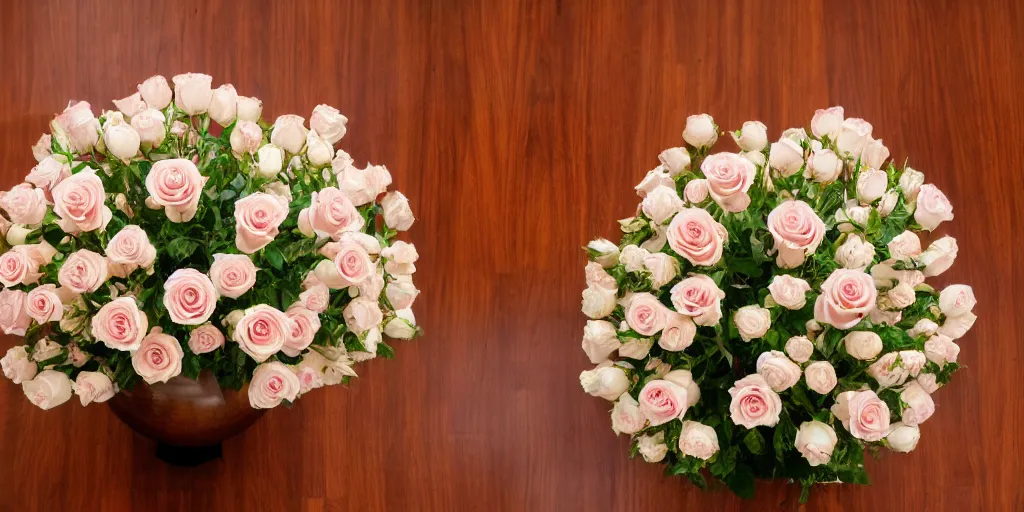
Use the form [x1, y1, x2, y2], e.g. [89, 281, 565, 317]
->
[756, 350, 802, 392]
[229, 120, 263, 156]
[658, 313, 696, 353]
[781, 127, 809, 143]
[810, 106, 844, 139]
[138, 75, 172, 110]
[381, 191, 415, 231]
[617, 338, 653, 360]
[22, 370, 73, 410]
[767, 274, 811, 310]
[856, 169, 888, 204]
[343, 296, 383, 335]
[73, 371, 116, 406]
[887, 231, 922, 261]
[256, 144, 285, 178]
[939, 285, 976, 317]
[844, 331, 883, 360]
[795, 421, 838, 466]
[171, 73, 214, 115]
[102, 114, 141, 161]
[637, 432, 669, 463]
[641, 185, 683, 224]
[804, 361, 838, 394]
[867, 352, 910, 388]
[835, 204, 871, 232]
[663, 369, 701, 407]
[582, 285, 616, 319]
[32, 134, 52, 162]
[619, 244, 649, 272]
[383, 308, 418, 339]
[236, 96, 263, 122]
[784, 335, 814, 363]
[385, 279, 419, 310]
[732, 120, 768, 151]
[924, 334, 960, 367]
[269, 114, 308, 154]
[679, 421, 720, 460]
[899, 167, 925, 201]
[907, 318, 939, 338]
[919, 236, 957, 277]
[938, 312, 976, 340]
[306, 131, 334, 167]
[914, 184, 954, 231]
[582, 320, 620, 364]
[806, 148, 843, 182]
[682, 113, 717, 147]
[310, 104, 349, 144]
[208, 84, 238, 126]
[734, 305, 771, 342]
[741, 150, 766, 167]
[683, 179, 709, 203]
[1, 346, 37, 384]
[658, 147, 691, 176]
[900, 350, 927, 377]
[900, 381, 935, 426]
[886, 282, 917, 310]
[642, 252, 678, 289]
[610, 394, 645, 435]
[835, 235, 874, 270]
[877, 190, 899, 217]
[587, 239, 619, 268]
[634, 168, 674, 197]
[916, 373, 941, 394]
[130, 108, 167, 147]
[579, 365, 629, 401]
[861, 138, 890, 170]
[886, 422, 921, 452]
[768, 138, 804, 177]
[836, 117, 873, 157]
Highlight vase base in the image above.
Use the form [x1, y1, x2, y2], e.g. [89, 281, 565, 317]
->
[155, 442, 223, 467]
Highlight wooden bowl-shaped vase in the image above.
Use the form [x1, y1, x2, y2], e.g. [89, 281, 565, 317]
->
[108, 370, 265, 448]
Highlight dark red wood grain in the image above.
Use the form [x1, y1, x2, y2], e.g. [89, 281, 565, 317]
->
[0, 0, 1021, 510]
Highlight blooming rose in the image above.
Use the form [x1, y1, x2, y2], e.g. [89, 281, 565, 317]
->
[131, 108, 167, 147]
[582, 320, 619, 363]
[233, 305, 294, 362]
[670, 274, 725, 326]
[294, 363, 325, 394]
[249, 361, 301, 409]
[835, 204, 871, 233]
[768, 138, 804, 176]
[26, 156, 71, 200]
[172, 73, 213, 115]
[381, 191, 415, 231]
[188, 323, 225, 354]
[610, 394, 645, 435]
[51, 101, 100, 153]
[637, 432, 669, 463]
[836, 117, 873, 157]
[843, 331, 882, 360]
[383, 308, 417, 339]
[1, 184, 47, 225]
[914, 184, 954, 231]
[102, 112, 141, 161]
[814, 268, 877, 329]
[309, 104, 348, 144]
[732, 120, 768, 151]
[767, 200, 826, 268]
[832, 389, 889, 441]
[907, 318, 939, 339]
[856, 169, 888, 204]
[811, 106, 844, 139]
[298, 187, 365, 239]
[22, 370, 73, 410]
[767, 274, 812, 310]
[756, 350, 801, 391]
[52, 169, 112, 233]
[806, 148, 843, 183]
[888, 231, 922, 261]
[702, 153, 756, 212]
[663, 369, 701, 407]
[900, 381, 935, 426]
[899, 167, 925, 200]
[234, 192, 289, 253]
[587, 239, 619, 268]
[0, 246, 42, 287]
[131, 329, 183, 384]
[73, 371, 116, 406]
[298, 282, 330, 313]
[867, 352, 910, 388]
[924, 334, 960, 367]
[666, 208, 727, 266]
[269, 114, 308, 154]
[585, 261, 616, 291]
[329, 242, 374, 288]
[735, 305, 771, 342]
[58, 249, 108, 294]
[619, 244, 648, 272]
[138, 75, 172, 109]
[284, 306, 321, 357]
[886, 422, 921, 452]
[638, 379, 688, 426]
[682, 113, 717, 147]
[835, 235, 874, 270]
[728, 374, 782, 428]
[229, 120, 263, 155]
[624, 292, 667, 336]
[939, 284, 976, 317]
[582, 285, 617, 319]
[919, 236, 957, 277]
[335, 163, 393, 206]
[658, 312, 697, 352]
[25, 285, 62, 324]
[237, 96, 263, 122]
[785, 336, 814, 363]
[146, 159, 206, 222]
[1, 346, 37, 384]
[658, 147, 691, 176]
[641, 185, 684, 224]
[163, 268, 218, 325]
[795, 421, 838, 466]
[804, 361, 838, 394]
[343, 296, 383, 335]
[0, 289, 30, 336]
[679, 421, 720, 460]
[106, 225, 157, 269]
[579, 365, 629, 401]
[208, 254, 258, 299]
[92, 297, 148, 351]
[938, 312, 976, 340]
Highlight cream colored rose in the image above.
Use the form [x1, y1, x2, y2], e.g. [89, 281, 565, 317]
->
[835, 204, 871, 233]
[900, 350, 927, 377]
[310, 104, 348, 144]
[856, 169, 888, 204]
[641, 185, 683, 224]
[907, 318, 939, 339]
[587, 239, 619, 268]
[886, 282, 917, 310]
[305, 131, 333, 167]
[582, 285, 616, 319]
[580, 365, 629, 401]
[728, 374, 782, 428]
[785, 336, 814, 363]
[886, 422, 920, 452]
[868, 352, 910, 388]
[756, 351, 801, 392]
[1, 346, 37, 384]
[270, 114, 308, 154]
[835, 234, 874, 270]
[383, 308, 417, 339]
[381, 191, 415, 231]
[138, 75, 172, 109]
[806, 148, 842, 183]
[32, 134, 52, 162]
[795, 421, 837, 466]
[237, 96, 263, 122]
[170, 73, 213, 114]
[680, 421, 720, 460]
[682, 113, 717, 147]
[618, 244, 647, 272]
[73, 371, 116, 406]
[658, 147, 691, 176]
[249, 361, 301, 409]
[208, 84, 238, 126]
[939, 285, 976, 317]
[386, 279, 420, 311]
[768, 274, 811, 310]
[843, 331, 882, 360]
[582, 320, 619, 363]
[919, 236, 957, 277]
[735, 305, 771, 342]
[132, 330, 184, 384]
[610, 393, 645, 435]
[617, 338, 652, 360]
[631, 431, 666, 463]
[22, 370, 73, 410]
[732, 120, 768, 151]
[229, 120, 263, 156]
[768, 138, 804, 177]
[113, 92, 148, 118]
[381, 240, 418, 275]
[255, 143, 285, 177]
[836, 117, 873, 157]
[914, 184, 954, 231]
[924, 334, 960, 367]
[804, 361, 837, 394]
[811, 106, 844, 139]
[916, 373, 941, 394]
[102, 112, 141, 161]
[887, 231, 922, 261]
[899, 167, 925, 201]
[938, 312, 976, 340]
[877, 190, 899, 217]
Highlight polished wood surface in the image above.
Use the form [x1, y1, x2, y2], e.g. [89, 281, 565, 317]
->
[1, 1, 1021, 510]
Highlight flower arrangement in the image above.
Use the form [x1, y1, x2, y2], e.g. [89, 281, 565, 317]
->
[0, 73, 422, 411]
[579, 109, 973, 499]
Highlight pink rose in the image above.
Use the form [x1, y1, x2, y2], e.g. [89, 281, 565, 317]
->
[298, 187, 365, 240]
[381, 241, 418, 275]
[233, 305, 294, 362]
[728, 374, 782, 428]
[138, 75, 173, 110]
[624, 292, 668, 336]
[132, 329, 184, 384]
[188, 323, 225, 354]
[385, 279, 419, 311]
[669, 274, 725, 326]
[283, 306, 321, 357]
[914, 184, 954, 231]
[924, 334, 960, 367]
[248, 361, 301, 409]
[657, 312, 696, 352]
[209, 254, 258, 299]
[836, 117, 873, 157]
[683, 179, 709, 203]
[91, 297, 148, 351]
[26, 156, 71, 201]
[52, 169, 112, 233]
[229, 120, 263, 155]
[58, 249, 108, 294]
[73, 371, 116, 406]
[310, 104, 349, 145]
[294, 365, 325, 395]
[610, 394, 645, 435]
[831, 390, 890, 441]
[0, 289, 30, 336]
[233, 192, 289, 254]
[887, 231, 922, 261]
[756, 350, 801, 391]
[146, 159, 206, 222]
[701, 153, 756, 212]
[299, 282, 330, 313]
[171, 73, 213, 115]
[270, 114, 309, 154]
[814, 268, 877, 329]
[113, 91, 148, 118]
[0, 246, 42, 287]
[332, 241, 375, 286]
[380, 191, 415, 231]
[666, 207, 727, 266]
[335, 163, 392, 206]
[26, 284, 63, 324]
[343, 296, 383, 335]
[900, 381, 935, 427]
[131, 108, 167, 147]
[1, 184, 47, 225]
[768, 274, 812, 309]
[163, 268, 218, 325]
[51, 101, 100, 153]
[767, 200, 826, 268]
[106, 225, 157, 269]
[638, 379, 689, 426]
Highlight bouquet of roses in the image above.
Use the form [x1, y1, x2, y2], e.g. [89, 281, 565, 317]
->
[579, 108, 973, 498]
[0, 73, 422, 411]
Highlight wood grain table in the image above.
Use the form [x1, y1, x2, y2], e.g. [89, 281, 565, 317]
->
[0, 1, 1021, 510]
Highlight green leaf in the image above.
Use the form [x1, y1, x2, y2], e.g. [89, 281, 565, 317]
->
[743, 429, 765, 454]
[264, 247, 284, 270]
[724, 464, 756, 499]
[166, 237, 200, 260]
[377, 342, 396, 359]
